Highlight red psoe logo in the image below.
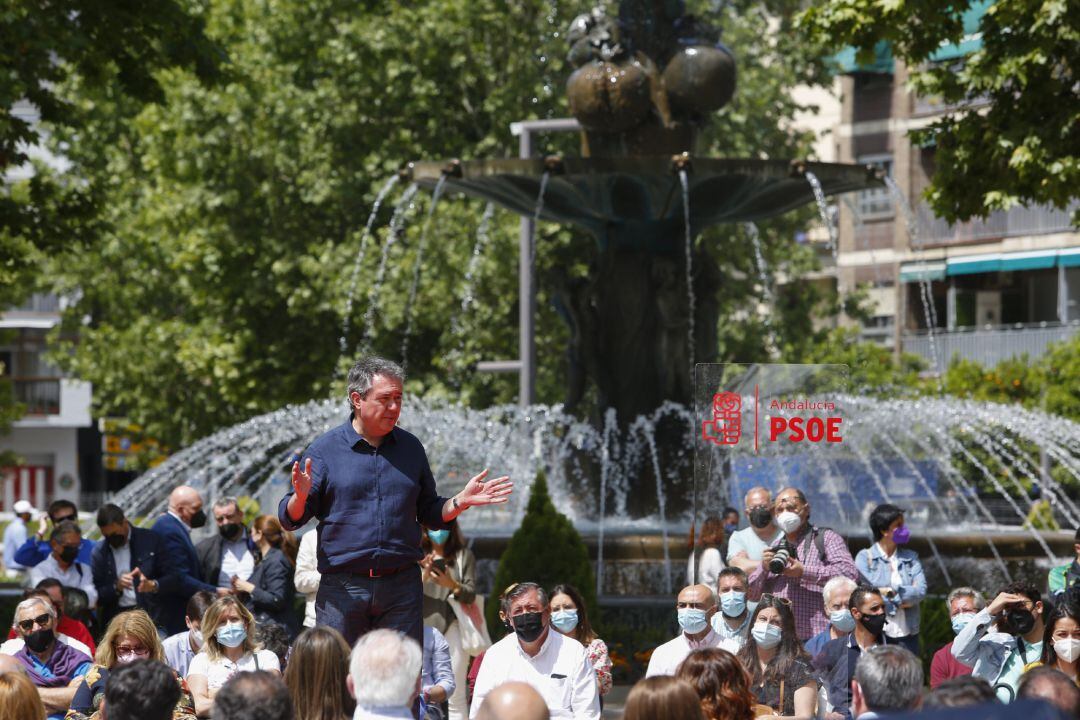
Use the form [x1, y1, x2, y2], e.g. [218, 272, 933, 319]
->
[702, 392, 742, 446]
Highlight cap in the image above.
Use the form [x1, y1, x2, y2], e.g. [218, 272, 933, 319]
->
[12, 500, 35, 516]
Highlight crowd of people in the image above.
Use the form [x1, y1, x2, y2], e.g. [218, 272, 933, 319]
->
[1, 356, 1079, 720]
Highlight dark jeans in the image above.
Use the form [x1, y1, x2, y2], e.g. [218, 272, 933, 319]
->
[315, 567, 423, 647]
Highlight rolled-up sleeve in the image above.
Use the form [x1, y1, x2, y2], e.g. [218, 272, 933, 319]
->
[278, 452, 326, 531]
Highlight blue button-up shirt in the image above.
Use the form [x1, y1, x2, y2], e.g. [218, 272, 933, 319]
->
[278, 417, 449, 574]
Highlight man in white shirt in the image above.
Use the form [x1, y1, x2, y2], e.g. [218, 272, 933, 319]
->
[476, 682, 550, 720]
[348, 628, 423, 720]
[2, 500, 34, 574]
[196, 496, 255, 591]
[726, 487, 783, 573]
[471, 582, 599, 720]
[646, 584, 724, 677]
[28, 521, 97, 607]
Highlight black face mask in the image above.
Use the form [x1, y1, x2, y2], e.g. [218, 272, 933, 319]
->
[25, 628, 54, 653]
[749, 507, 773, 529]
[107, 533, 127, 549]
[1003, 608, 1036, 636]
[859, 612, 887, 637]
[512, 612, 546, 643]
[219, 523, 243, 541]
[189, 509, 207, 529]
[59, 546, 79, 563]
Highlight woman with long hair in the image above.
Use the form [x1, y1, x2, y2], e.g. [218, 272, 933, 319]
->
[231, 515, 299, 639]
[66, 609, 196, 719]
[676, 648, 756, 720]
[736, 595, 818, 719]
[1027, 601, 1080, 681]
[0, 670, 45, 720]
[421, 518, 477, 720]
[549, 583, 612, 698]
[623, 676, 706, 720]
[687, 516, 726, 589]
[285, 626, 355, 720]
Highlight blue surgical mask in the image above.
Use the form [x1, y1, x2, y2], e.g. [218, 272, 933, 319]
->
[830, 609, 856, 633]
[724, 523, 738, 535]
[427, 529, 450, 545]
[952, 612, 975, 635]
[720, 590, 747, 618]
[551, 609, 579, 633]
[216, 622, 247, 648]
[751, 621, 783, 649]
[678, 608, 709, 635]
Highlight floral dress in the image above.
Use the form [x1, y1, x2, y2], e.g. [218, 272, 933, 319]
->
[64, 663, 196, 720]
[586, 637, 614, 696]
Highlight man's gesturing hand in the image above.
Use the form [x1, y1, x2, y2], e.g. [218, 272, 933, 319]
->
[292, 458, 313, 499]
[458, 469, 513, 509]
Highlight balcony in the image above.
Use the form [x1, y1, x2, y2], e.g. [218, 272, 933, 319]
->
[13, 377, 61, 415]
[9, 377, 91, 427]
[902, 321, 1079, 367]
[917, 203, 1078, 247]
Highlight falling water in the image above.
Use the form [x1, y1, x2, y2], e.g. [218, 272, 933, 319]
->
[338, 175, 401, 360]
[679, 169, 695, 367]
[635, 417, 673, 594]
[401, 175, 449, 371]
[528, 171, 551, 274]
[744, 222, 778, 356]
[803, 170, 839, 260]
[449, 203, 497, 347]
[595, 408, 617, 597]
[360, 183, 420, 347]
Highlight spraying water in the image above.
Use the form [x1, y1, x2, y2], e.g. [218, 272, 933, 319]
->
[401, 174, 449, 371]
[803, 170, 839, 260]
[744, 222, 778, 356]
[360, 183, 421, 349]
[679, 169, 695, 368]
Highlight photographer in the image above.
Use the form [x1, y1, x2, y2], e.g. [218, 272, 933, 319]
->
[952, 580, 1046, 702]
[747, 488, 858, 641]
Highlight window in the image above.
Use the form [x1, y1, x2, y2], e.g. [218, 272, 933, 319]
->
[857, 155, 894, 219]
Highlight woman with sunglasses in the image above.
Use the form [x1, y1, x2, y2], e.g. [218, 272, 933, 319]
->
[66, 609, 196, 719]
[736, 595, 817, 719]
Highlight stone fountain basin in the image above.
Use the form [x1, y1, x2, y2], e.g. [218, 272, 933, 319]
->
[408, 157, 883, 237]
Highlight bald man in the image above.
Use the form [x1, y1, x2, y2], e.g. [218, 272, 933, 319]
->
[150, 486, 223, 634]
[645, 584, 723, 677]
[476, 682, 550, 720]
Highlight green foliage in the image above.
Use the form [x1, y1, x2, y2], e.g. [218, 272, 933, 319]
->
[798, 0, 1080, 224]
[919, 595, 951, 678]
[1026, 499, 1059, 530]
[487, 471, 596, 640]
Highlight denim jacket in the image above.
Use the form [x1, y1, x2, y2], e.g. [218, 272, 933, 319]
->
[854, 544, 927, 633]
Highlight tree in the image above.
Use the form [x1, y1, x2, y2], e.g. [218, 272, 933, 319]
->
[798, 0, 1080, 224]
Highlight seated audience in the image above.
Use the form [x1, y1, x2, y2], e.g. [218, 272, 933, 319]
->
[687, 516, 726, 589]
[1048, 527, 1080, 602]
[100, 659, 182, 720]
[1027, 601, 1080, 682]
[953, 580, 1046, 703]
[348, 629, 422, 720]
[294, 530, 320, 630]
[549, 583, 612, 697]
[850, 645, 923, 718]
[162, 591, 215, 678]
[646, 584, 723, 677]
[186, 596, 280, 718]
[91, 503, 166, 627]
[284, 626, 354, 720]
[474, 681, 550, 720]
[0, 667, 46, 720]
[470, 582, 599, 719]
[255, 620, 292, 671]
[923, 675, 999, 709]
[6, 596, 92, 719]
[622, 676, 706, 720]
[28, 522, 98, 608]
[929, 586, 982, 688]
[1017, 665, 1080, 718]
[2, 587, 92, 657]
[230, 516, 298, 640]
[804, 576, 857, 659]
[675, 648, 756, 720]
[736, 595, 817, 718]
[710, 568, 754, 652]
[422, 625, 454, 719]
[212, 669, 294, 720]
[66, 608, 195, 719]
[814, 586, 887, 720]
[14, 500, 94, 568]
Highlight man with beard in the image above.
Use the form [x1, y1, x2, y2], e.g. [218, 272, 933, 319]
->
[814, 586, 889, 720]
[470, 582, 599, 719]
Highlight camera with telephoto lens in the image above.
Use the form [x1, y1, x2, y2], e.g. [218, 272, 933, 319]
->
[768, 542, 796, 574]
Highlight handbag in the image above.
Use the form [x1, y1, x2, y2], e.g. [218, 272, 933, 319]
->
[447, 592, 492, 656]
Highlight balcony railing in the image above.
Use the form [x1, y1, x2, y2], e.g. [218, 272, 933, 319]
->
[5, 293, 61, 313]
[917, 202, 1078, 246]
[902, 322, 1079, 367]
[12, 377, 61, 415]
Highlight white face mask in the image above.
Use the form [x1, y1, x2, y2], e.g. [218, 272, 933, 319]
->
[1055, 638, 1080, 663]
[775, 511, 803, 534]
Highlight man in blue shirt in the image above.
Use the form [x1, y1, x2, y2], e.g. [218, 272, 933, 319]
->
[279, 356, 512, 647]
[13, 499, 94, 568]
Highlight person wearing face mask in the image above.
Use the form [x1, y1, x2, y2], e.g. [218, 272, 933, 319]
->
[736, 595, 818, 718]
[549, 584, 612, 699]
[6, 596, 92, 720]
[186, 596, 281, 717]
[1024, 603, 1080, 684]
[230, 515, 299, 640]
[646, 584, 725, 677]
[152, 485, 226, 636]
[687, 516, 727, 590]
[710, 568, 755, 651]
[727, 488, 784, 575]
[1, 586, 93, 656]
[91, 503, 167, 627]
[805, 576, 858, 659]
[13, 499, 95, 569]
[854, 504, 926, 657]
[162, 591, 215, 678]
[196, 496, 257, 595]
[420, 518, 477, 720]
[66, 608, 197, 720]
[28, 521, 97, 609]
[813, 586, 887, 720]
[470, 582, 600, 719]
[749, 487, 858, 641]
[929, 587, 983, 688]
[952, 580, 1046, 703]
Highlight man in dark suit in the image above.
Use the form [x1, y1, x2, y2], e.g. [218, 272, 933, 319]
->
[196, 496, 256, 593]
[92, 504, 173, 627]
[150, 486, 222, 634]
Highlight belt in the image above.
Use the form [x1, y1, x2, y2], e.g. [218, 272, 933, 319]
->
[359, 564, 413, 578]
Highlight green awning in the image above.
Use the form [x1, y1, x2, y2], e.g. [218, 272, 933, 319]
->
[947, 253, 1000, 275]
[929, 1, 992, 62]
[1060, 249, 1080, 267]
[946, 249, 1065, 276]
[832, 41, 893, 74]
[900, 262, 946, 282]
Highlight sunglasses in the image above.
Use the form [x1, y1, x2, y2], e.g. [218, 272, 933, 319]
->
[18, 613, 52, 632]
[52, 514, 76, 524]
